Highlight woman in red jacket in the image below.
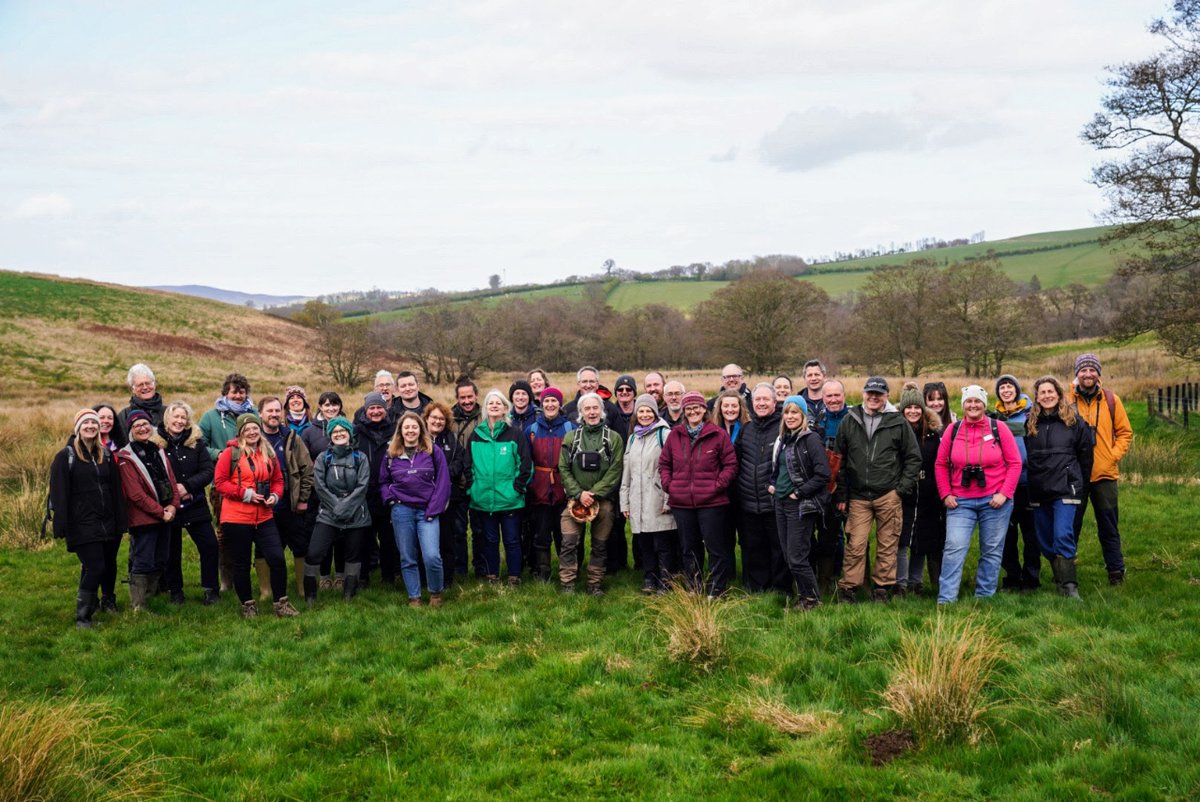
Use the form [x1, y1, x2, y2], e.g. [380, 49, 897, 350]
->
[212, 412, 299, 618]
[658, 391, 738, 597]
[117, 410, 181, 612]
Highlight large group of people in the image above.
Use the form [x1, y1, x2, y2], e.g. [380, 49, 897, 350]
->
[48, 354, 1133, 628]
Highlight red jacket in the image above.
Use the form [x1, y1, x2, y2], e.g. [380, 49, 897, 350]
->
[213, 439, 285, 526]
[116, 443, 182, 528]
[658, 423, 738, 509]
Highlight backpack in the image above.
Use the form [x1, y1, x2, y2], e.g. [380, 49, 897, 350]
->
[42, 446, 76, 539]
[626, 427, 668, 452]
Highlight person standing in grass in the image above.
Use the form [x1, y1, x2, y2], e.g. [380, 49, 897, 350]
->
[621, 393, 677, 594]
[557, 392, 625, 596]
[155, 401, 219, 606]
[734, 384, 790, 595]
[934, 385, 1023, 605]
[1069, 353, 1133, 586]
[198, 372, 255, 593]
[381, 412, 451, 608]
[1025, 376, 1095, 599]
[355, 392, 400, 588]
[659, 391, 738, 597]
[117, 363, 165, 439]
[992, 375, 1039, 592]
[50, 409, 128, 628]
[304, 417, 370, 604]
[258, 396, 315, 600]
[302, 391, 345, 590]
[770, 395, 831, 611]
[212, 413, 299, 619]
[465, 390, 532, 585]
[525, 387, 574, 582]
[425, 401, 469, 588]
[897, 382, 945, 596]
[117, 410, 181, 613]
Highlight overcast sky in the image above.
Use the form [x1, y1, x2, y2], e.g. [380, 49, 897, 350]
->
[0, 1, 1169, 296]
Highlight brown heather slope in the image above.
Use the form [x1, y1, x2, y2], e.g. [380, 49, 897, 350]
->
[0, 270, 322, 400]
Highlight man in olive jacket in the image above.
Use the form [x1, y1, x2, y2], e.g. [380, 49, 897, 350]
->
[834, 377, 921, 603]
[557, 393, 625, 595]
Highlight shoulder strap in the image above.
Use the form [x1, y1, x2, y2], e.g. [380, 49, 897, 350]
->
[1103, 389, 1117, 445]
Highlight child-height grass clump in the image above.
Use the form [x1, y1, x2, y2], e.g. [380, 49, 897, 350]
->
[645, 583, 742, 672]
[882, 613, 1005, 746]
[0, 697, 169, 802]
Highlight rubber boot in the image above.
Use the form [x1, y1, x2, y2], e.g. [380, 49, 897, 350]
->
[816, 557, 837, 599]
[303, 562, 321, 608]
[1059, 557, 1081, 599]
[294, 556, 307, 598]
[255, 558, 272, 601]
[76, 591, 98, 629]
[343, 562, 361, 601]
[100, 594, 119, 614]
[535, 549, 552, 583]
[128, 574, 150, 613]
[1049, 556, 1064, 595]
[218, 539, 234, 593]
[146, 572, 161, 597]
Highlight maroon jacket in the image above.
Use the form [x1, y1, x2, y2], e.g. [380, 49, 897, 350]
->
[116, 443, 182, 528]
[658, 422, 738, 509]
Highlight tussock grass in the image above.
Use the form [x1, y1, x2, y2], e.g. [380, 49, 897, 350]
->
[644, 583, 742, 672]
[730, 691, 840, 737]
[0, 697, 169, 802]
[0, 476, 54, 551]
[882, 614, 1005, 746]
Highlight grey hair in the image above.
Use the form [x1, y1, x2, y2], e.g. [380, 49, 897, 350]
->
[575, 392, 603, 423]
[576, 365, 599, 382]
[752, 382, 775, 397]
[127, 363, 155, 387]
[374, 369, 395, 384]
[482, 389, 511, 414]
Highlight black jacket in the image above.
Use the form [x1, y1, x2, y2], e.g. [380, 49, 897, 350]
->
[354, 416, 395, 516]
[903, 424, 943, 512]
[154, 425, 214, 525]
[773, 428, 832, 515]
[49, 438, 127, 550]
[433, 429, 470, 503]
[1024, 411, 1095, 504]
[735, 409, 781, 514]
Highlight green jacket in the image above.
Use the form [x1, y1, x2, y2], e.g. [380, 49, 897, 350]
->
[198, 407, 240, 462]
[466, 420, 532, 513]
[558, 423, 625, 501]
[835, 406, 921, 503]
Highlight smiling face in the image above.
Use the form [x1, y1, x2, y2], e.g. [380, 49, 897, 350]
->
[129, 418, 153, 442]
[719, 396, 741, 423]
[96, 407, 114, 434]
[401, 417, 421, 446]
[320, 399, 341, 420]
[822, 381, 845, 413]
[78, 419, 99, 440]
[165, 407, 189, 435]
[635, 405, 657, 426]
[962, 397, 986, 420]
[330, 426, 351, 446]
[396, 375, 419, 401]
[1077, 366, 1099, 390]
[511, 389, 530, 411]
[752, 387, 775, 417]
[485, 395, 506, 422]
[773, 377, 792, 401]
[683, 403, 706, 426]
[998, 382, 1017, 404]
[644, 373, 664, 402]
[287, 395, 306, 415]
[131, 374, 156, 401]
[580, 397, 603, 426]
[863, 391, 886, 414]
[1036, 381, 1060, 412]
[260, 400, 283, 431]
[804, 365, 825, 392]
[925, 391, 945, 415]
[366, 404, 388, 423]
[541, 395, 560, 418]
[425, 408, 446, 434]
[456, 386, 477, 414]
[664, 383, 684, 413]
[528, 371, 546, 396]
[225, 385, 248, 405]
[721, 365, 743, 391]
[241, 422, 261, 446]
[782, 405, 804, 431]
[577, 370, 599, 394]
[903, 404, 924, 425]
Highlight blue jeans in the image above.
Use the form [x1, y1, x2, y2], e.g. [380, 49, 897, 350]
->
[480, 509, 523, 578]
[1034, 499, 1078, 560]
[938, 496, 1012, 603]
[391, 504, 444, 597]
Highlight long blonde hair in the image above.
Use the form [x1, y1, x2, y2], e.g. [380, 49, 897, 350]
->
[389, 412, 432, 457]
[777, 400, 809, 439]
[1026, 375, 1078, 437]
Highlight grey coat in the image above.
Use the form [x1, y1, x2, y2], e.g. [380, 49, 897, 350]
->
[619, 420, 676, 533]
[313, 446, 371, 529]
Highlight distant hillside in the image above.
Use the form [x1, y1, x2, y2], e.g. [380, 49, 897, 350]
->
[360, 225, 1131, 319]
[0, 271, 321, 398]
[147, 284, 308, 308]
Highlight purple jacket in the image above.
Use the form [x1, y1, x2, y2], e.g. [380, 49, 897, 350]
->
[378, 447, 451, 516]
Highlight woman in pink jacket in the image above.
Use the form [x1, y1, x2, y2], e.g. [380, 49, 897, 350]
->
[933, 384, 1022, 604]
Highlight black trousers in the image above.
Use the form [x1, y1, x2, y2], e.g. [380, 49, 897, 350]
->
[129, 523, 170, 576]
[275, 505, 312, 558]
[165, 518, 219, 592]
[1072, 479, 1125, 574]
[1001, 485, 1040, 587]
[306, 523, 366, 566]
[362, 508, 398, 582]
[75, 539, 120, 596]
[636, 528, 678, 589]
[223, 520, 287, 602]
[774, 498, 819, 599]
[529, 503, 565, 555]
[673, 505, 731, 596]
[739, 509, 791, 593]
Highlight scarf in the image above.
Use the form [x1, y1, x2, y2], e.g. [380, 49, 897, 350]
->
[287, 414, 311, 435]
[128, 393, 164, 417]
[994, 396, 1030, 418]
[634, 423, 658, 438]
[216, 396, 256, 416]
[131, 440, 171, 504]
[686, 422, 703, 442]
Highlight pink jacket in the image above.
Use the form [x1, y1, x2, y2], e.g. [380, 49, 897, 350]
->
[934, 416, 1022, 501]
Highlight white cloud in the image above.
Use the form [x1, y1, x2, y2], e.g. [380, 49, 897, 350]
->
[12, 193, 73, 219]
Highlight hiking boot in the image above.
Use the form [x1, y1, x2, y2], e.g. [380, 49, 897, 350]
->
[1108, 570, 1126, 586]
[100, 595, 119, 614]
[560, 582, 575, 594]
[201, 588, 220, 606]
[908, 581, 924, 597]
[429, 593, 443, 608]
[640, 579, 657, 595]
[409, 597, 423, 608]
[273, 597, 300, 618]
[508, 576, 522, 587]
[240, 600, 258, 619]
[871, 587, 891, 604]
[795, 596, 822, 612]
[169, 590, 186, 606]
[75, 591, 98, 629]
[837, 587, 859, 605]
[487, 575, 501, 585]
[586, 584, 605, 597]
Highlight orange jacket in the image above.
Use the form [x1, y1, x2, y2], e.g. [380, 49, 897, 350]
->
[1070, 384, 1133, 482]
[213, 440, 285, 526]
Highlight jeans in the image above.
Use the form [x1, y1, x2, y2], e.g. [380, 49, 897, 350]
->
[392, 504, 444, 597]
[939, 496, 1012, 603]
[479, 509, 522, 578]
[1034, 499, 1079, 559]
[1072, 479, 1125, 574]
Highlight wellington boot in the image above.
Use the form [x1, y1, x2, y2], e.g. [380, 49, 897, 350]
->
[218, 542, 235, 593]
[1059, 557, 1081, 600]
[100, 594, 119, 614]
[535, 549, 552, 583]
[1049, 556, 1064, 594]
[75, 591, 98, 629]
[146, 572, 162, 597]
[294, 556, 307, 598]
[128, 574, 151, 613]
[343, 562, 361, 600]
[303, 576, 318, 608]
[255, 558, 272, 601]
[816, 557, 837, 598]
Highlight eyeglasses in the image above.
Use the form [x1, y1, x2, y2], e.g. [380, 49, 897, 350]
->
[722, 374, 742, 380]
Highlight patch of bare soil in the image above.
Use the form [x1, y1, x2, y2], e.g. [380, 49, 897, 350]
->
[865, 729, 914, 765]
[82, 324, 219, 355]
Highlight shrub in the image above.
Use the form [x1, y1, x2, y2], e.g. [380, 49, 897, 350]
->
[882, 614, 1005, 745]
[645, 583, 742, 672]
[0, 697, 168, 802]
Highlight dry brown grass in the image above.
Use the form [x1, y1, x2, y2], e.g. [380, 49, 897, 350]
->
[731, 691, 840, 737]
[644, 583, 743, 671]
[882, 614, 1006, 746]
[0, 697, 170, 802]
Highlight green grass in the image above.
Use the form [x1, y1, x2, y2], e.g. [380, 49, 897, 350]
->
[606, 280, 731, 312]
[3, 473, 1200, 799]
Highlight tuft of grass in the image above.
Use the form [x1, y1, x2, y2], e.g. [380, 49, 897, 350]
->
[882, 614, 1005, 746]
[0, 697, 169, 802]
[0, 476, 53, 551]
[729, 691, 840, 737]
[644, 583, 741, 672]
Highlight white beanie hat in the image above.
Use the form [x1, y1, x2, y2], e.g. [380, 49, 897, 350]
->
[961, 384, 988, 406]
